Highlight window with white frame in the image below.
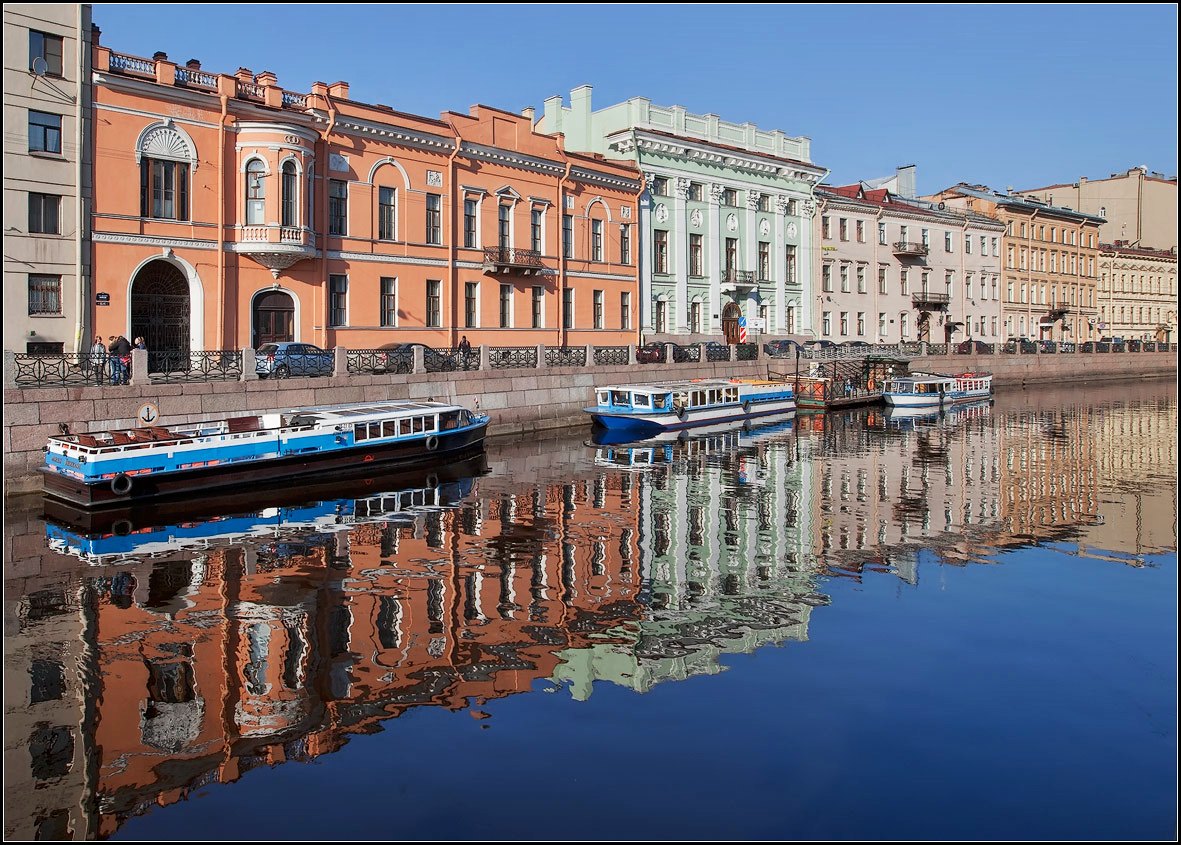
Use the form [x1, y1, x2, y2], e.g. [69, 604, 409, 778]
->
[329, 274, 347, 326]
[464, 198, 478, 248]
[878, 312, 887, 338]
[532, 208, 544, 253]
[465, 281, 478, 328]
[822, 311, 831, 336]
[593, 289, 604, 329]
[28, 274, 61, 315]
[282, 161, 298, 228]
[879, 265, 888, 294]
[426, 279, 441, 326]
[840, 264, 850, 293]
[591, 218, 603, 261]
[621, 291, 630, 330]
[532, 285, 544, 328]
[329, 179, 347, 235]
[380, 277, 397, 327]
[839, 311, 849, 336]
[878, 221, 886, 245]
[856, 265, 866, 294]
[563, 288, 574, 329]
[945, 231, 953, 252]
[499, 283, 512, 328]
[426, 194, 442, 245]
[856, 311, 865, 336]
[378, 186, 397, 240]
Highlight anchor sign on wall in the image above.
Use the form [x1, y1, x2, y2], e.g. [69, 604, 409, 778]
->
[137, 403, 160, 426]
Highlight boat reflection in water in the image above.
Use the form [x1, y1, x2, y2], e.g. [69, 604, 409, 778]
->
[876, 398, 992, 431]
[591, 411, 796, 469]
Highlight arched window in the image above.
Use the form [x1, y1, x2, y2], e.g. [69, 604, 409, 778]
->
[281, 161, 297, 228]
[137, 122, 196, 221]
[246, 159, 266, 225]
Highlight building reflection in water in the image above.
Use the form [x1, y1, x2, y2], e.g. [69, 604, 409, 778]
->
[3, 383, 1175, 839]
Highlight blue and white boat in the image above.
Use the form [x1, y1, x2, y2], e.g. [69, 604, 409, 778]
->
[881, 371, 993, 409]
[43, 400, 489, 508]
[585, 378, 795, 436]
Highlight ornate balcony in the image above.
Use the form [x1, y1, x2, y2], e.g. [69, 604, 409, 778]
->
[911, 290, 950, 311]
[720, 269, 756, 292]
[482, 247, 546, 275]
[893, 241, 930, 257]
[229, 225, 318, 278]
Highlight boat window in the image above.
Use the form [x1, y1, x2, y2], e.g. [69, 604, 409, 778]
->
[633, 393, 650, 408]
[459, 410, 472, 425]
[725, 387, 738, 402]
[400, 418, 412, 435]
[425, 416, 437, 431]
[709, 390, 720, 405]
[611, 390, 630, 406]
[355, 423, 368, 441]
[440, 411, 460, 430]
[692, 390, 704, 406]
[383, 420, 398, 437]
[653, 394, 667, 410]
[597, 391, 609, 405]
[413, 416, 425, 433]
[369, 422, 383, 439]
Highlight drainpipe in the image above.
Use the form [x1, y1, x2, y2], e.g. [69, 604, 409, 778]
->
[217, 91, 229, 347]
[442, 116, 463, 349]
[555, 137, 574, 348]
[319, 93, 338, 349]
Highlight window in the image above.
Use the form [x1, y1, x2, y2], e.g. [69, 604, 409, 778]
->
[690, 233, 703, 276]
[651, 176, 668, 196]
[878, 266, 888, 294]
[980, 236, 987, 255]
[591, 219, 603, 261]
[921, 228, 929, 247]
[785, 245, 797, 284]
[689, 300, 702, 333]
[378, 186, 397, 240]
[856, 312, 865, 336]
[964, 233, 971, 254]
[465, 282, 478, 328]
[900, 312, 909, 338]
[991, 237, 998, 256]
[655, 299, 667, 334]
[725, 238, 737, 272]
[498, 204, 511, 249]
[839, 218, 848, 241]
[966, 274, 973, 300]
[900, 268, 909, 295]
[531, 208, 543, 253]
[822, 311, 831, 336]
[688, 182, 702, 201]
[380, 277, 397, 327]
[654, 230, 669, 273]
[532, 286, 544, 328]
[822, 216, 832, 239]
[758, 242, 770, 279]
[246, 159, 266, 225]
[281, 161, 298, 228]
[840, 265, 850, 293]
[878, 222, 886, 245]
[856, 220, 865, 242]
[426, 280, 441, 326]
[758, 195, 770, 212]
[786, 305, 796, 334]
[329, 179, 348, 235]
[28, 193, 59, 234]
[28, 274, 61, 315]
[723, 188, 738, 206]
[140, 158, 189, 221]
[822, 264, 832, 292]
[840, 311, 849, 336]
[856, 265, 866, 294]
[562, 213, 573, 258]
[29, 30, 64, 76]
[499, 283, 512, 328]
[620, 223, 631, 264]
[563, 288, 574, 329]
[329, 274, 347, 326]
[879, 312, 887, 338]
[899, 225, 908, 243]
[620, 291, 630, 330]
[1050, 227, 1057, 243]
[593, 289, 604, 329]
[945, 231, 953, 252]
[28, 110, 61, 153]
[463, 199, 478, 248]
[426, 194, 442, 245]
[1020, 222, 1027, 238]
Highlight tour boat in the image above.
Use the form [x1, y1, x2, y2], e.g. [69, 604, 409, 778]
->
[43, 400, 489, 508]
[585, 378, 795, 436]
[881, 371, 993, 409]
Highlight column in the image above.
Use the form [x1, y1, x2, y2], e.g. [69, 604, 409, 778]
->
[674, 177, 690, 333]
[798, 196, 817, 335]
[774, 194, 788, 333]
[708, 183, 724, 334]
[745, 189, 760, 328]
[639, 173, 655, 334]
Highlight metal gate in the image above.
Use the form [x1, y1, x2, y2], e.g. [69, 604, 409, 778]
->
[130, 261, 190, 373]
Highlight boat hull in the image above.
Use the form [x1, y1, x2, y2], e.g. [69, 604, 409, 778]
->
[588, 399, 796, 436]
[43, 421, 488, 509]
[883, 389, 991, 408]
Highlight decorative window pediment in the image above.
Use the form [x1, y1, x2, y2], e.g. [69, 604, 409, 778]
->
[135, 120, 197, 167]
[494, 185, 523, 201]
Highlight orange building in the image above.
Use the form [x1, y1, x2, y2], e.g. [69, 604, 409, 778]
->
[90, 39, 641, 356]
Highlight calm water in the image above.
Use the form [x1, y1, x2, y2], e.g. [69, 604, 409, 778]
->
[5, 380, 1176, 841]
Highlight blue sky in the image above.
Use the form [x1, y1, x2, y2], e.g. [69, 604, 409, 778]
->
[93, 3, 1177, 193]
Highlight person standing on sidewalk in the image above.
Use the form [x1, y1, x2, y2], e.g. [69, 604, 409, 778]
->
[91, 336, 107, 385]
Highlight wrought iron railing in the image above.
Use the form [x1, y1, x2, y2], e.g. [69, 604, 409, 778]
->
[637, 345, 667, 364]
[925, 343, 949, 356]
[593, 346, 629, 366]
[893, 241, 930, 256]
[424, 347, 463, 373]
[671, 343, 700, 363]
[149, 350, 242, 382]
[346, 349, 411, 375]
[720, 269, 756, 285]
[544, 346, 586, 367]
[482, 247, 544, 270]
[706, 344, 731, 362]
[912, 291, 951, 306]
[488, 347, 536, 369]
[13, 353, 110, 389]
[736, 343, 758, 361]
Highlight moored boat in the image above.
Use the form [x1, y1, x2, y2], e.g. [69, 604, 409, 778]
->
[584, 378, 795, 436]
[43, 400, 489, 508]
[881, 371, 992, 409]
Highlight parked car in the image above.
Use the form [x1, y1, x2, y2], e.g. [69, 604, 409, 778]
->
[804, 339, 836, 352]
[1004, 337, 1037, 354]
[1059, 341, 1077, 353]
[255, 342, 334, 379]
[763, 339, 803, 358]
[956, 339, 992, 354]
[839, 340, 871, 350]
[636, 342, 665, 364]
[377, 342, 432, 374]
[1037, 340, 1057, 353]
[1126, 339, 1143, 351]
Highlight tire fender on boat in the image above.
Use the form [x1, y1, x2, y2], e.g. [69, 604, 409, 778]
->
[110, 473, 133, 496]
[425, 473, 439, 488]
[743, 400, 752, 414]
[425, 435, 439, 451]
[676, 405, 688, 420]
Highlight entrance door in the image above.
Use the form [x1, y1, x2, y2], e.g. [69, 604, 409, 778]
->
[721, 302, 742, 344]
[130, 260, 190, 373]
[253, 291, 295, 347]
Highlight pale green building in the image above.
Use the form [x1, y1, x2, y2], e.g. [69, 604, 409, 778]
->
[539, 86, 827, 340]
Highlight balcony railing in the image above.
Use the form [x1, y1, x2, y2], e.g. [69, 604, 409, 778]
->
[108, 51, 155, 78]
[238, 225, 316, 248]
[893, 241, 930, 257]
[174, 67, 218, 90]
[482, 247, 545, 274]
[911, 291, 951, 309]
[720, 269, 755, 285]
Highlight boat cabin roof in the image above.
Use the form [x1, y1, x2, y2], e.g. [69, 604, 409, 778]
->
[597, 378, 780, 393]
[283, 400, 462, 426]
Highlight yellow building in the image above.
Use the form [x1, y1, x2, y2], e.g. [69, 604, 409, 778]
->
[1098, 243, 1178, 342]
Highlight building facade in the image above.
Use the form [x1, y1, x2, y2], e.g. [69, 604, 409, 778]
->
[538, 86, 827, 341]
[1017, 166, 1177, 251]
[815, 183, 1005, 344]
[90, 45, 641, 359]
[928, 185, 1105, 342]
[1097, 243, 1178, 342]
[3, 3, 92, 354]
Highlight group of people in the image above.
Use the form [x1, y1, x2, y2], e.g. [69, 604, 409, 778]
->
[89, 334, 145, 385]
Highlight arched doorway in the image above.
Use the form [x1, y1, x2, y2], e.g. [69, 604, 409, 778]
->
[130, 260, 190, 372]
[721, 301, 742, 344]
[253, 290, 295, 347]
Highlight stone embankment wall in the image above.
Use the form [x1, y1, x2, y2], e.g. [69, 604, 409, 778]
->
[4, 351, 1175, 494]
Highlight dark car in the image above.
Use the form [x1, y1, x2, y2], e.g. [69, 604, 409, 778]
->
[636, 342, 665, 364]
[804, 339, 837, 353]
[377, 342, 432, 374]
[763, 339, 803, 358]
[255, 342, 334, 379]
[956, 339, 992, 355]
[839, 340, 872, 350]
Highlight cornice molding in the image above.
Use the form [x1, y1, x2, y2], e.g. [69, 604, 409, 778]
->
[93, 231, 217, 250]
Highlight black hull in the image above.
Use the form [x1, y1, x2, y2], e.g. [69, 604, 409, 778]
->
[43, 451, 490, 536]
[43, 423, 488, 510]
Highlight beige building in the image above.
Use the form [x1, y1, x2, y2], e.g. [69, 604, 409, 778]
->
[928, 185, 1104, 342]
[1018, 166, 1177, 251]
[816, 182, 1004, 344]
[2, 4, 92, 355]
[1097, 243, 1178, 342]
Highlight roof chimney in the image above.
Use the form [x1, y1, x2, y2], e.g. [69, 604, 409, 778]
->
[522, 106, 536, 124]
[186, 58, 201, 70]
[327, 80, 349, 99]
[152, 51, 168, 61]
